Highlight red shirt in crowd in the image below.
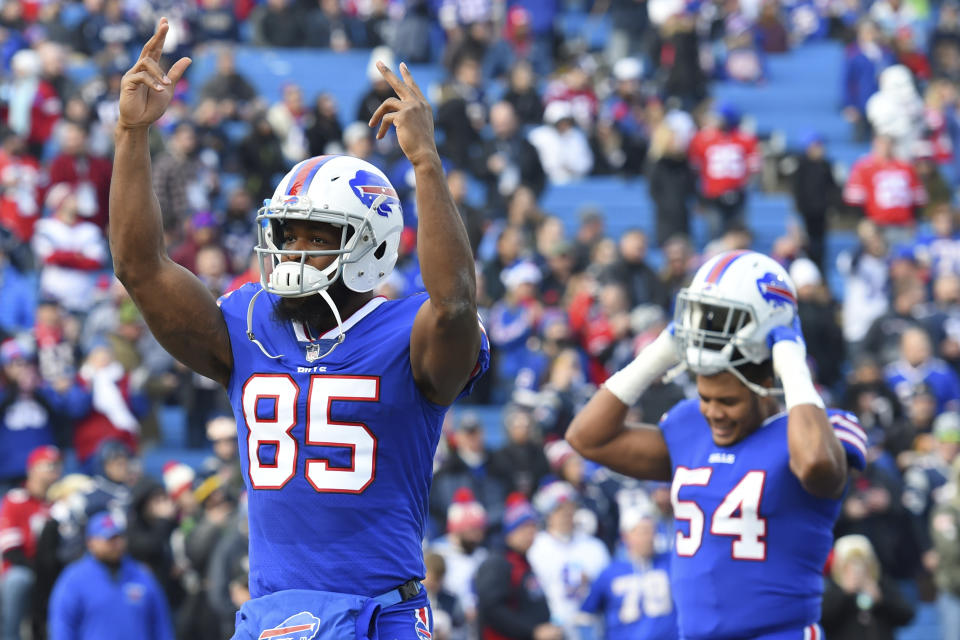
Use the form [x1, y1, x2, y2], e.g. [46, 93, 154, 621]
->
[843, 155, 927, 226]
[46, 153, 113, 231]
[0, 488, 49, 572]
[688, 128, 761, 198]
[0, 149, 42, 241]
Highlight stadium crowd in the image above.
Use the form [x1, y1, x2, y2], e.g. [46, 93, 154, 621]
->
[0, 0, 959, 638]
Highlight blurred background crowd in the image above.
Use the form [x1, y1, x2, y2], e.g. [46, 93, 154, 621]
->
[1, 0, 960, 638]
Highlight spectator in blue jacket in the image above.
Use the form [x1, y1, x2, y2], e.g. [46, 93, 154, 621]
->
[48, 511, 174, 640]
[0, 338, 90, 491]
[885, 327, 960, 415]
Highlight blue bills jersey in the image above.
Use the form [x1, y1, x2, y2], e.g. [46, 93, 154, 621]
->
[217, 285, 490, 599]
[659, 399, 867, 640]
[580, 554, 678, 640]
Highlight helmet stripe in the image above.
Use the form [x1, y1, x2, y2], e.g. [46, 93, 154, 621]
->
[705, 250, 750, 284]
[285, 155, 338, 196]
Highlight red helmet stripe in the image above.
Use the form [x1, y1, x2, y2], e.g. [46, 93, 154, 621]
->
[285, 155, 337, 196]
[705, 250, 750, 284]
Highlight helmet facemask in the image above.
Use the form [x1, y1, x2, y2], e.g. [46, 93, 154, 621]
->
[674, 289, 779, 396]
[245, 193, 394, 362]
[255, 194, 384, 299]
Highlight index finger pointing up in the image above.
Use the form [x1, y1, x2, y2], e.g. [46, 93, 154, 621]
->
[376, 61, 410, 99]
[139, 18, 169, 63]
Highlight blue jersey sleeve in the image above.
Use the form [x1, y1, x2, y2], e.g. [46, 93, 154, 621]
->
[455, 315, 491, 401]
[827, 409, 867, 471]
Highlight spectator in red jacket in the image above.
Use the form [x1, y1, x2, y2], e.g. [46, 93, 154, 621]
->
[688, 103, 760, 239]
[0, 445, 61, 640]
[0, 49, 61, 157]
[46, 120, 112, 231]
[844, 134, 926, 243]
[0, 132, 42, 242]
[73, 345, 140, 465]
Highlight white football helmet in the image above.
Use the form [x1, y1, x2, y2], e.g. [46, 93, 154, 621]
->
[246, 155, 403, 360]
[673, 250, 797, 391]
[256, 154, 403, 297]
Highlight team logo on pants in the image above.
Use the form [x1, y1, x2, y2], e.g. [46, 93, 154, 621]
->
[413, 607, 431, 639]
[258, 611, 321, 640]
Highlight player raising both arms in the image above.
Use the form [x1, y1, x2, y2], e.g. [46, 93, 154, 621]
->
[567, 250, 867, 640]
[110, 19, 488, 640]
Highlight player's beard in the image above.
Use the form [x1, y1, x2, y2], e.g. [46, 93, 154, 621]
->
[271, 279, 353, 330]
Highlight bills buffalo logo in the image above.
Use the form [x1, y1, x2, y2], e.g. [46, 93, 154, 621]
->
[756, 272, 796, 308]
[258, 612, 321, 640]
[349, 170, 399, 217]
[413, 607, 432, 640]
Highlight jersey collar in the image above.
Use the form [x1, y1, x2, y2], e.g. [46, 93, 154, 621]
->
[291, 296, 388, 343]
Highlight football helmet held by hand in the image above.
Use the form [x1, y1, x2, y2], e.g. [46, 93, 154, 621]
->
[674, 250, 798, 381]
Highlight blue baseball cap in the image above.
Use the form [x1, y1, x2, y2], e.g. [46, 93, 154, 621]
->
[86, 511, 125, 539]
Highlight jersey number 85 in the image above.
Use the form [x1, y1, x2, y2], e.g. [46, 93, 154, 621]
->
[241, 374, 378, 493]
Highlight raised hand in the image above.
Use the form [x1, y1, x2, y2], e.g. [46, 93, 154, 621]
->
[117, 18, 191, 130]
[766, 315, 805, 350]
[368, 62, 439, 167]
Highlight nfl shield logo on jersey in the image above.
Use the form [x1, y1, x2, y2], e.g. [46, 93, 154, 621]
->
[258, 611, 321, 640]
[413, 607, 431, 639]
[305, 343, 321, 363]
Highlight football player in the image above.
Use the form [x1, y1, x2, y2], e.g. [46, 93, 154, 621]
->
[567, 250, 867, 640]
[110, 19, 488, 640]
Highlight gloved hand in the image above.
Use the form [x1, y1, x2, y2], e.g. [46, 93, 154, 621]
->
[768, 315, 823, 410]
[766, 315, 805, 351]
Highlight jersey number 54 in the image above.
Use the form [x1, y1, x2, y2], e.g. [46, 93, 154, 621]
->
[671, 467, 767, 561]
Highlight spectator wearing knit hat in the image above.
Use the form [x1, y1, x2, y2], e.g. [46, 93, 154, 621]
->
[475, 493, 562, 640]
[162, 461, 197, 520]
[546, 440, 619, 549]
[528, 480, 610, 635]
[429, 487, 490, 623]
[431, 414, 508, 535]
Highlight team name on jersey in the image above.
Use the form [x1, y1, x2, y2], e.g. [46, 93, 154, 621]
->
[296, 366, 329, 373]
[708, 452, 736, 464]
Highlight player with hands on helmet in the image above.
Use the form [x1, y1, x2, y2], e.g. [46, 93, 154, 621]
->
[567, 250, 865, 640]
[110, 19, 488, 640]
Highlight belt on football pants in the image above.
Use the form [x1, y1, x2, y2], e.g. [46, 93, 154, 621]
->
[372, 579, 422, 608]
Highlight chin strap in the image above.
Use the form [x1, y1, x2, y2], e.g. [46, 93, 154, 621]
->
[246, 289, 283, 359]
[665, 359, 785, 398]
[245, 287, 347, 362]
[727, 365, 784, 398]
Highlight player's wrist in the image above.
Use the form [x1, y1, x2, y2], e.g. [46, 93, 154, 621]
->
[603, 328, 679, 406]
[772, 340, 824, 410]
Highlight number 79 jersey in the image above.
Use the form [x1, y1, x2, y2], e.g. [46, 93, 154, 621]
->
[217, 285, 490, 599]
[658, 399, 867, 640]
